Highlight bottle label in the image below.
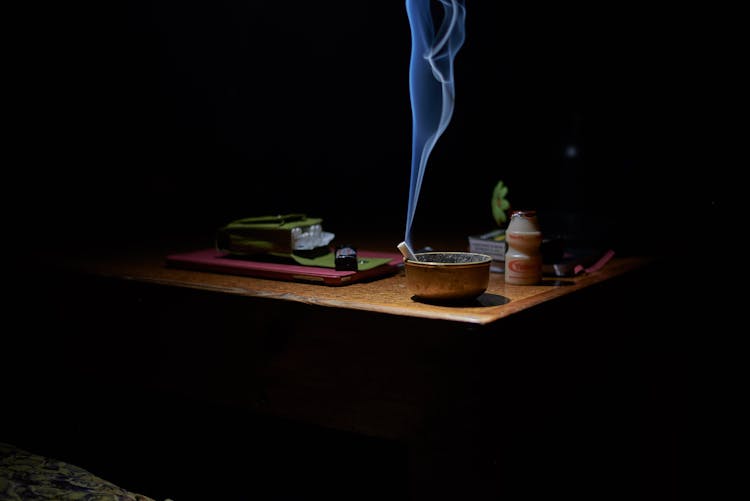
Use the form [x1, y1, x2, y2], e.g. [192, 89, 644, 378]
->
[507, 256, 541, 273]
[505, 255, 542, 284]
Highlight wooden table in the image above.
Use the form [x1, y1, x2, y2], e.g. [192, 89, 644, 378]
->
[7, 238, 680, 500]
[38, 240, 649, 325]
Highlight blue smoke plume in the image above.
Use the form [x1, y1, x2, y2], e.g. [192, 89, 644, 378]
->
[404, 0, 466, 248]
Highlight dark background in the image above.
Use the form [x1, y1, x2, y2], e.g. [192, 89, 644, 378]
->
[8, 1, 727, 254]
[3, 2, 737, 499]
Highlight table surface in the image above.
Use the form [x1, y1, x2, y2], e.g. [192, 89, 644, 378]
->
[39, 236, 653, 325]
[16, 236, 676, 500]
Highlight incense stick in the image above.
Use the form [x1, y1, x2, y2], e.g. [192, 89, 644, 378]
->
[397, 241, 418, 261]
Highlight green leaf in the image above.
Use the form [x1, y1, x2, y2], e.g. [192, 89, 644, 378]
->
[491, 180, 510, 226]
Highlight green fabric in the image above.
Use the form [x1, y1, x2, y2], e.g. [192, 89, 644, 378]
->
[221, 214, 321, 231]
[216, 214, 391, 270]
[216, 214, 325, 256]
[289, 252, 391, 270]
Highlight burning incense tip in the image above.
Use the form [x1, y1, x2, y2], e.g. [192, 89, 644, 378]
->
[397, 241, 418, 261]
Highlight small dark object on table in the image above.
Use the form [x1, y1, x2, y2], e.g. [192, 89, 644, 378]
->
[335, 244, 358, 271]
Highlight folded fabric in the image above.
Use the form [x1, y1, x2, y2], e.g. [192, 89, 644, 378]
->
[216, 214, 333, 256]
[216, 214, 392, 270]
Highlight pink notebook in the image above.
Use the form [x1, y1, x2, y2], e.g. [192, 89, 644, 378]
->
[165, 248, 403, 286]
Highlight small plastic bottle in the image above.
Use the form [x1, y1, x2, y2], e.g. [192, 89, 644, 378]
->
[504, 210, 543, 285]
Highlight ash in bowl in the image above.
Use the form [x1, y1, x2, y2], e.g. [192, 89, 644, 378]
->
[415, 252, 491, 264]
[405, 251, 493, 303]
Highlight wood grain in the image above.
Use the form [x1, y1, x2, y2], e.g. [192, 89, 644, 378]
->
[39, 241, 653, 325]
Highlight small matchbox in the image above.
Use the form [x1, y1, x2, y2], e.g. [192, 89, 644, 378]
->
[468, 229, 506, 272]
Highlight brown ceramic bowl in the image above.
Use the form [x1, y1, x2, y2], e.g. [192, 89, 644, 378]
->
[404, 252, 492, 302]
